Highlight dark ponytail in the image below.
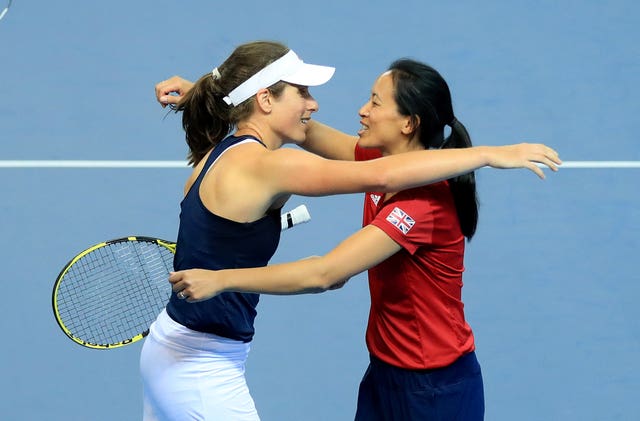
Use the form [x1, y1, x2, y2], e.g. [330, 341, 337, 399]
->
[389, 59, 479, 240]
[444, 118, 478, 239]
[175, 41, 290, 166]
[176, 75, 231, 166]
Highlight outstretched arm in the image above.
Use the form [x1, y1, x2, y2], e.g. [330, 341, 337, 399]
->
[154, 77, 562, 191]
[254, 143, 560, 203]
[169, 225, 401, 301]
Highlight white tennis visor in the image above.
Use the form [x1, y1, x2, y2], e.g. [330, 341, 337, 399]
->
[223, 50, 335, 106]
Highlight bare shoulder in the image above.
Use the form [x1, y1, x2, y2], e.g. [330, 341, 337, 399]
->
[183, 150, 213, 196]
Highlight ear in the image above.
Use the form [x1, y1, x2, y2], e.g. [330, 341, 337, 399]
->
[401, 115, 419, 135]
[254, 88, 273, 113]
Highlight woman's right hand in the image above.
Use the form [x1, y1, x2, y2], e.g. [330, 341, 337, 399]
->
[169, 269, 224, 302]
[155, 76, 194, 108]
[485, 143, 562, 179]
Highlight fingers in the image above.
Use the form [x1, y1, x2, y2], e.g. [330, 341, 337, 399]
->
[154, 76, 186, 107]
[541, 146, 562, 168]
[169, 271, 196, 301]
[549, 148, 562, 165]
[522, 143, 562, 178]
[526, 162, 545, 179]
[171, 282, 184, 294]
[537, 145, 562, 174]
[173, 280, 193, 302]
[154, 81, 171, 107]
[169, 272, 187, 298]
[168, 270, 208, 303]
[541, 157, 559, 172]
[159, 93, 182, 107]
[168, 271, 181, 285]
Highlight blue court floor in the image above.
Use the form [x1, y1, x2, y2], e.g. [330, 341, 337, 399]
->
[1, 1, 638, 420]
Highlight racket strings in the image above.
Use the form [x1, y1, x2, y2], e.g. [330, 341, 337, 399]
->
[55, 241, 173, 345]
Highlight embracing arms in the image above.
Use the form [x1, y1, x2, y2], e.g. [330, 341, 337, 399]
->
[155, 76, 561, 198]
[169, 225, 402, 301]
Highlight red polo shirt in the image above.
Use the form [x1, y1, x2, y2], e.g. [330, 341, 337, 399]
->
[356, 145, 475, 369]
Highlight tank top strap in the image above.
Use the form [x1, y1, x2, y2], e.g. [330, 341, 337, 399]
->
[192, 135, 267, 193]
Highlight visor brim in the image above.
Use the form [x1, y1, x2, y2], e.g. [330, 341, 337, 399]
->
[282, 63, 335, 87]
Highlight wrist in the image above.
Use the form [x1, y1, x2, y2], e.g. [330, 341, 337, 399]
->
[216, 269, 231, 293]
[475, 146, 492, 166]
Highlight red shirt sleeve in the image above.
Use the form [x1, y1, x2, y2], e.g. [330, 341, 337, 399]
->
[371, 194, 430, 255]
[370, 182, 455, 255]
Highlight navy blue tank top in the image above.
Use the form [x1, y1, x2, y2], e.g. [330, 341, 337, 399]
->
[166, 135, 281, 342]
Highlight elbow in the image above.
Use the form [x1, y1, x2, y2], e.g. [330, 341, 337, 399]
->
[304, 273, 337, 293]
[326, 278, 350, 291]
[313, 271, 351, 293]
[299, 256, 350, 293]
[368, 169, 393, 192]
[307, 271, 348, 294]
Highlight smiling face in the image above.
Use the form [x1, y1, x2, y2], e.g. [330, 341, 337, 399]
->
[357, 72, 414, 155]
[270, 83, 319, 144]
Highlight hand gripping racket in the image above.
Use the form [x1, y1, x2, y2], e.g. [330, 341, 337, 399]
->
[52, 205, 311, 349]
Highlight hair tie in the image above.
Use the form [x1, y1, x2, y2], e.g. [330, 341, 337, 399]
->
[448, 117, 457, 127]
[211, 67, 221, 81]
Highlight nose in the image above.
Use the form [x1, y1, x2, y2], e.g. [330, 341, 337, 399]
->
[358, 102, 369, 117]
[307, 96, 319, 113]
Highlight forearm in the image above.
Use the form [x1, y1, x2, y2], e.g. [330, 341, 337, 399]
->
[218, 225, 398, 297]
[267, 145, 490, 197]
[301, 120, 357, 161]
[219, 257, 337, 295]
[375, 142, 562, 188]
[171, 226, 401, 302]
[370, 146, 491, 192]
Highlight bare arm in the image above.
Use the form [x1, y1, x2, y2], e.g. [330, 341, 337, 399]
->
[254, 143, 560, 200]
[169, 225, 401, 300]
[299, 120, 358, 161]
[155, 77, 562, 195]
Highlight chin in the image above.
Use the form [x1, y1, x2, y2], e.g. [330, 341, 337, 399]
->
[287, 136, 305, 145]
[356, 136, 377, 149]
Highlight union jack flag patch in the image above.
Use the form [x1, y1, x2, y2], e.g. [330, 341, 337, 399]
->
[386, 207, 415, 234]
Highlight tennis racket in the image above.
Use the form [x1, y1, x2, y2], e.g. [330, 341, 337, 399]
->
[52, 205, 311, 349]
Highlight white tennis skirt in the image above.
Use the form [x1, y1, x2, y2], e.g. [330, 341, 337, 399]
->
[140, 309, 259, 421]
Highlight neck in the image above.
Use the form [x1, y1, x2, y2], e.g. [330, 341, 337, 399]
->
[380, 134, 425, 156]
[235, 122, 282, 150]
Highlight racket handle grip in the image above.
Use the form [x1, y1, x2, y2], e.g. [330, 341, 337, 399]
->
[281, 205, 311, 231]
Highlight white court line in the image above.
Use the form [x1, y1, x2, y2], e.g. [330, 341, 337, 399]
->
[0, 160, 638, 169]
[0, 160, 189, 168]
[549, 161, 640, 169]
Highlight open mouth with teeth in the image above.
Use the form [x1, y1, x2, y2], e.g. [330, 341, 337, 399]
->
[301, 118, 310, 124]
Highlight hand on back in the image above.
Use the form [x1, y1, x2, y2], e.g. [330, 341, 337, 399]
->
[155, 76, 194, 107]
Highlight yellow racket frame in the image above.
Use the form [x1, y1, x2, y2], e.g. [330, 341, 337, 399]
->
[52, 236, 176, 349]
